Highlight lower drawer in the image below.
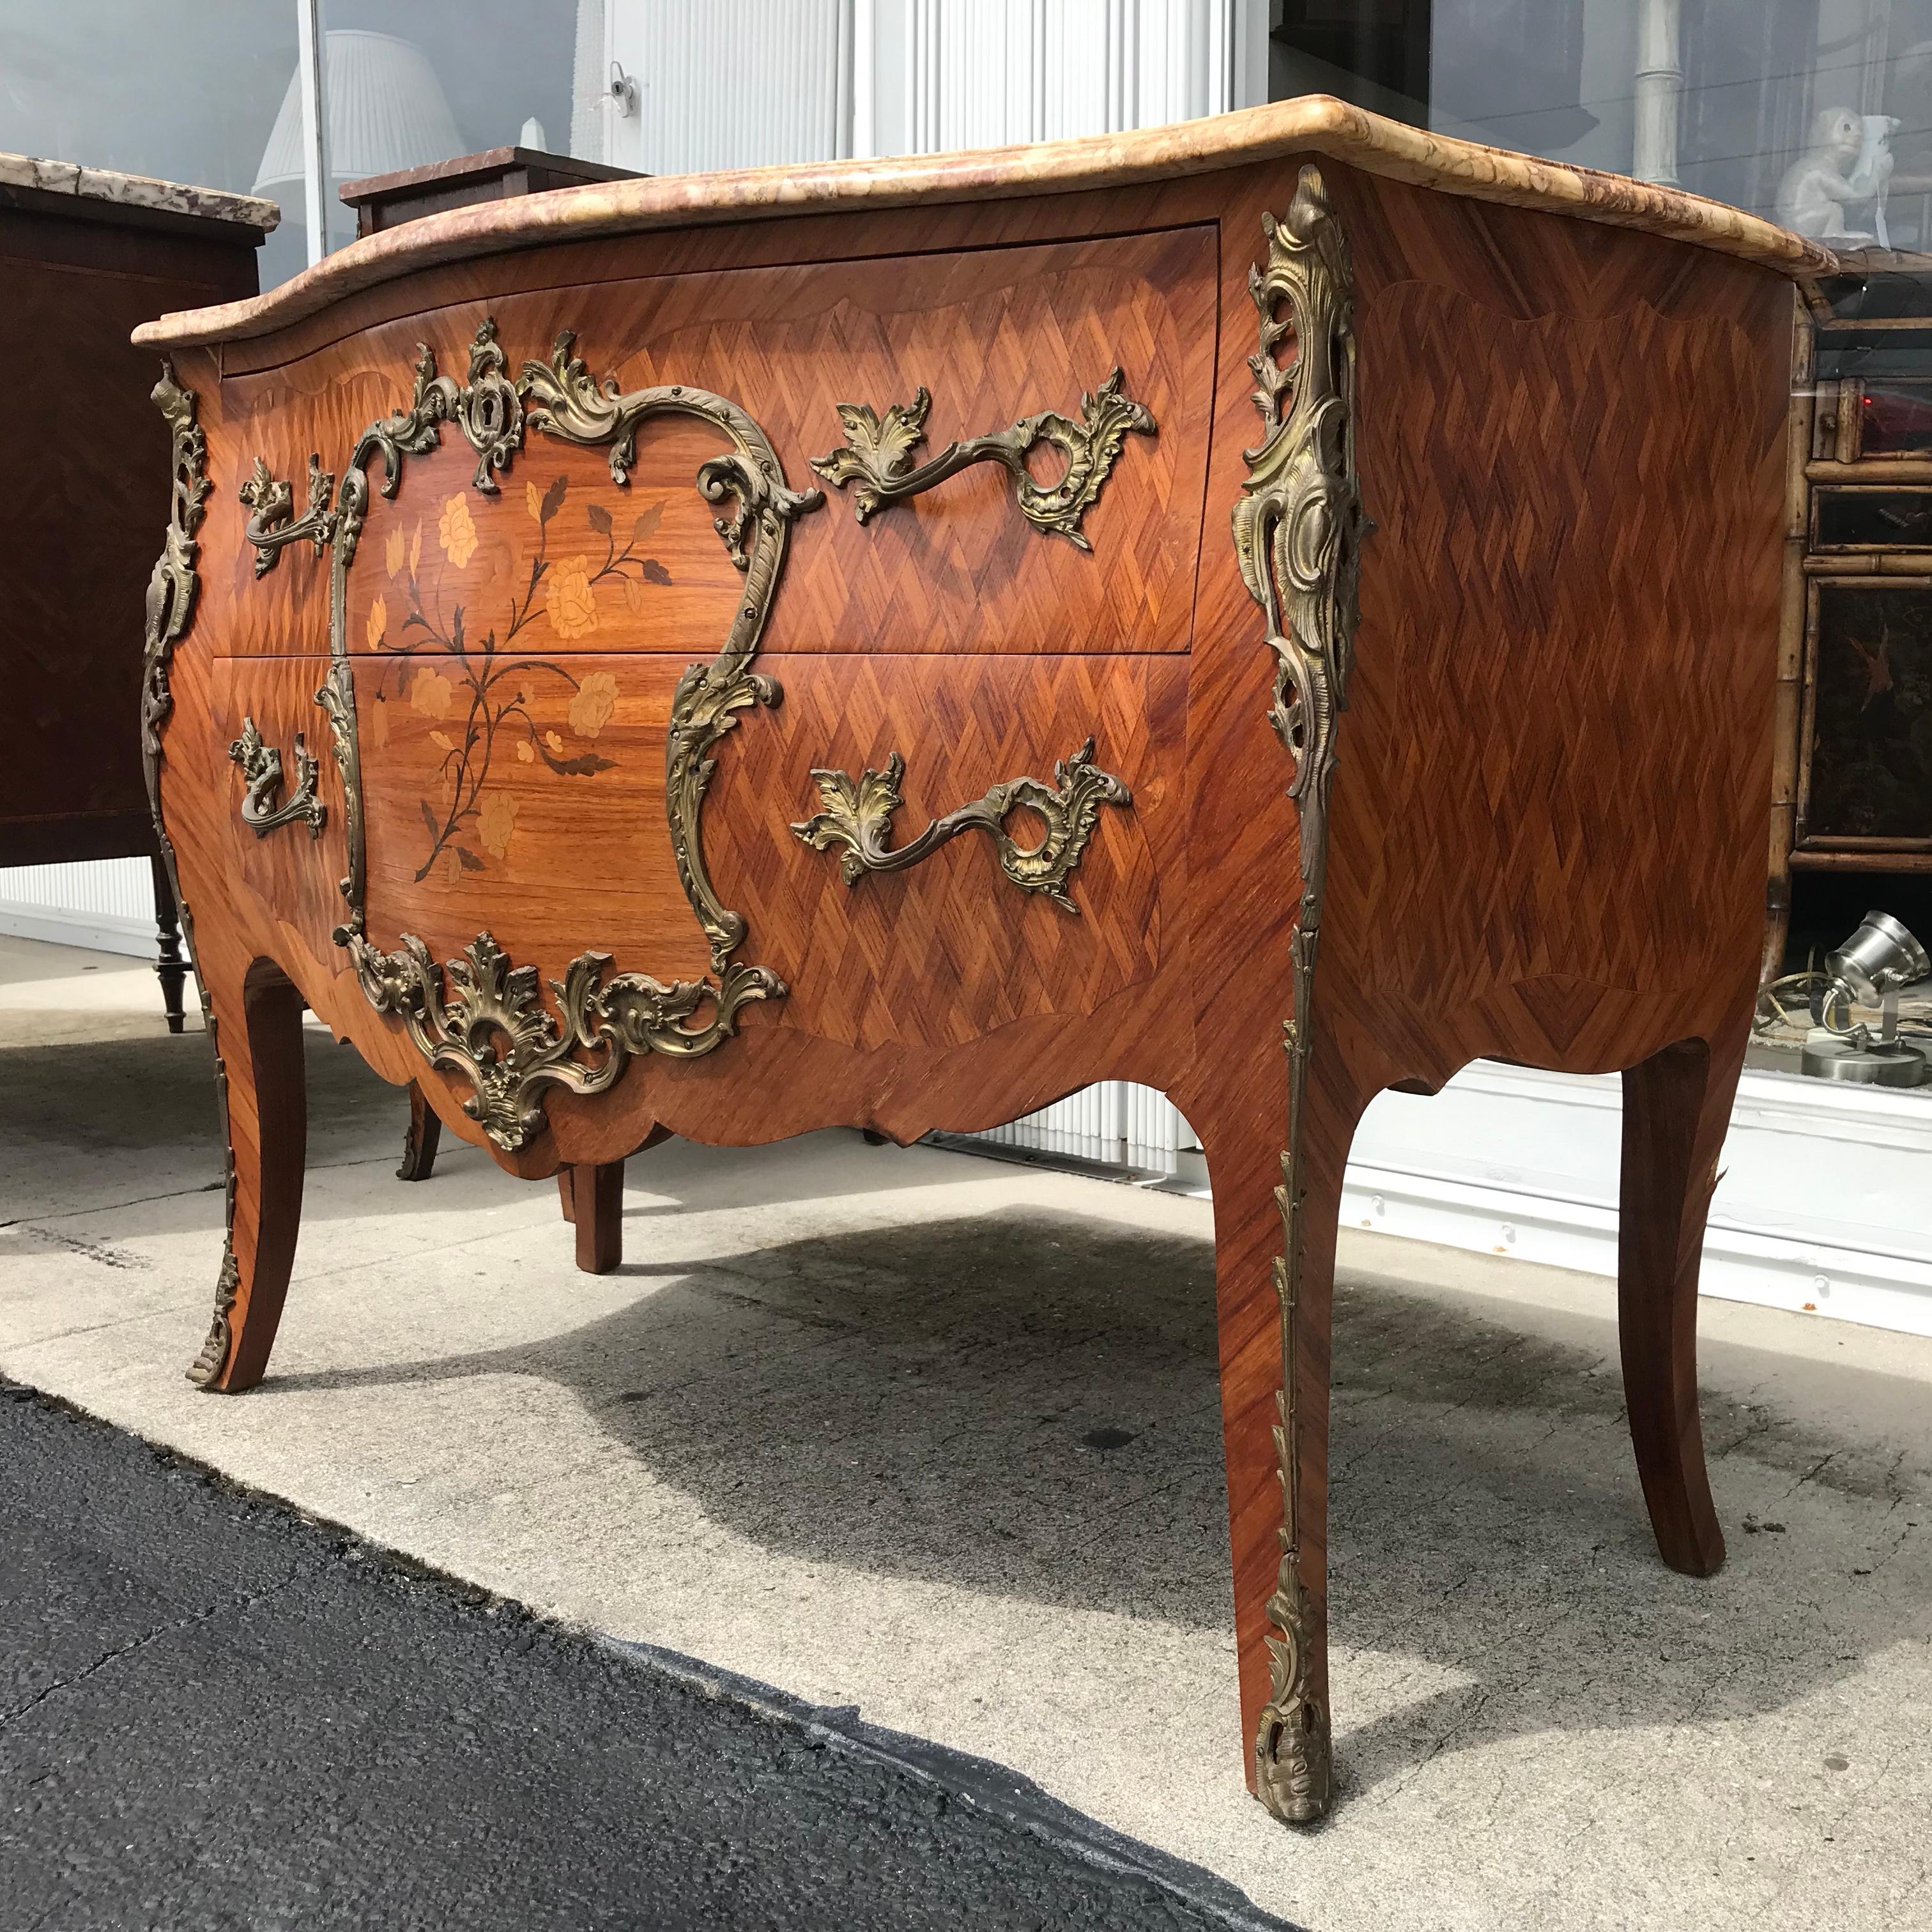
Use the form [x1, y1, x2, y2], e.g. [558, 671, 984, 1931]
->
[210, 649, 1185, 1055]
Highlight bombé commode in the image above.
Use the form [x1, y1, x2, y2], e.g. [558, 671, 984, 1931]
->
[132, 96, 1828, 1823]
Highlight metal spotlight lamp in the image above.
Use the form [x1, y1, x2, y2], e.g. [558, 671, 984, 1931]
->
[1802, 910, 1931, 1087]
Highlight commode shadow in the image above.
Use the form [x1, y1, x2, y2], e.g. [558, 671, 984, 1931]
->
[264, 1200, 1932, 1807]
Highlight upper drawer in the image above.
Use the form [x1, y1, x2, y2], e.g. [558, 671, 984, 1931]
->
[211, 226, 1216, 658]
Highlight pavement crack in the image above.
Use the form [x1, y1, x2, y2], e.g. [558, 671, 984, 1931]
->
[1379, 1684, 1494, 1801]
[0, 1562, 307, 1733]
[1060, 1468, 1195, 1554]
[1783, 1450, 1839, 1498]
[7, 1181, 226, 1229]
[1864, 1517, 1917, 1577]
[12, 1155, 431, 1238]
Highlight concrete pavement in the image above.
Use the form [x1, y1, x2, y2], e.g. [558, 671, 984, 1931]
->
[2, 935, 1929, 1930]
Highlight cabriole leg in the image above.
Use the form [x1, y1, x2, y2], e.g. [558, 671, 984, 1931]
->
[1197, 1042, 1358, 1827]
[187, 958, 307, 1394]
[1618, 1029, 1745, 1577]
[397, 1080, 441, 1182]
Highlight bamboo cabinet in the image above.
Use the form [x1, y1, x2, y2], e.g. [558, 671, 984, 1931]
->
[1763, 265, 1932, 983]
[132, 98, 1825, 1823]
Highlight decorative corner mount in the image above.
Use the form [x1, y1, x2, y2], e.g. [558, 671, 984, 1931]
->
[186, 1242, 240, 1389]
[791, 738, 1129, 914]
[141, 362, 210, 772]
[1234, 162, 1368, 1829]
[809, 370, 1156, 551]
[229, 716, 326, 839]
[141, 365, 240, 1397]
[1232, 172, 1370, 804]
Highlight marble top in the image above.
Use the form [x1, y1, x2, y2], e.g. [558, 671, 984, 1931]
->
[133, 95, 1828, 349]
[1, 152, 278, 231]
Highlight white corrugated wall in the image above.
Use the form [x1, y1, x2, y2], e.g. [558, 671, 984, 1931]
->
[608, 0, 854, 174]
[0, 857, 155, 958]
[971, 1080, 1200, 1173]
[602, 0, 1269, 171]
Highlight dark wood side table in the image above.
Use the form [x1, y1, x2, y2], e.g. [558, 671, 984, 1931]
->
[0, 154, 271, 1026]
[340, 148, 642, 240]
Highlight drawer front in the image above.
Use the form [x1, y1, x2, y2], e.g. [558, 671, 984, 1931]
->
[212, 640, 1180, 1061]
[348, 648, 1181, 1055]
[215, 226, 1216, 661]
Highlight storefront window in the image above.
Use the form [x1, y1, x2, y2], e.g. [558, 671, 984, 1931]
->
[1269, 1, 1932, 243]
[297, 2, 586, 256]
[0, 0, 298, 277]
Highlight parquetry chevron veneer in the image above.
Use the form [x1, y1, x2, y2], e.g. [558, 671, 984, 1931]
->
[132, 96, 1829, 1824]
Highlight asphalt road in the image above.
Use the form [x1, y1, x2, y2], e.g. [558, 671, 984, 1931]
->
[0, 1379, 1291, 1931]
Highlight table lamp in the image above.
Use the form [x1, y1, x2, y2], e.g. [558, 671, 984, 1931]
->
[1802, 910, 1931, 1087]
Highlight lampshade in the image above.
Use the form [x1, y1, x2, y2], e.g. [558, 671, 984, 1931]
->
[254, 31, 463, 198]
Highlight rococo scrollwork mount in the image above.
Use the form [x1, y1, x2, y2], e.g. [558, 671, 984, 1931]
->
[228, 717, 326, 839]
[809, 365, 1155, 550]
[797, 365, 1152, 884]
[792, 739, 1130, 914]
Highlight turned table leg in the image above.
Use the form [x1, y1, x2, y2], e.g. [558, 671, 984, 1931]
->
[186, 956, 307, 1394]
[1618, 1026, 1748, 1577]
[397, 1081, 441, 1182]
[150, 853, 189, 1035]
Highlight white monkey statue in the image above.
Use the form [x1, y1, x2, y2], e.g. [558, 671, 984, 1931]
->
[1777, 107, 1900, 246]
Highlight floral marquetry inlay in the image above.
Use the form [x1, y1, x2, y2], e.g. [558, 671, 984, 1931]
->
[356, 463, 664, 882]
